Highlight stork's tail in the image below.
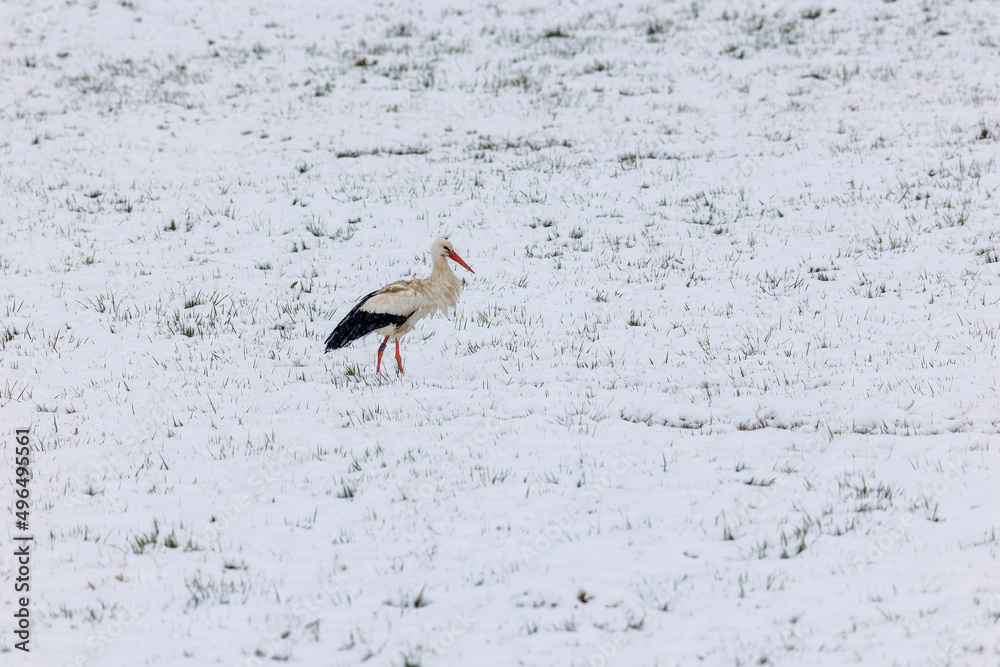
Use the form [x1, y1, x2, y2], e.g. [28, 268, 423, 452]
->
[324, 321, 356, 351]
[325, 316, 377, 351]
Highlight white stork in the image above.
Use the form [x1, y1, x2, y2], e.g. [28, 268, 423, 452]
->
[324, 238, 475, 373]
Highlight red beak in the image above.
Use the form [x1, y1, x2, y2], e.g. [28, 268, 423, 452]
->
[448, 251, 475, 274]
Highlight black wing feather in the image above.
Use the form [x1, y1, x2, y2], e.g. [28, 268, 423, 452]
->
[324, 291, 410, 351]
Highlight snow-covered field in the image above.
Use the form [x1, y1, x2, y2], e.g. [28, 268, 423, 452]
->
[2, 0, 1000, 664]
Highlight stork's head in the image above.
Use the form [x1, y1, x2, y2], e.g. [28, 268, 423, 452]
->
[432, 238, 475, 274]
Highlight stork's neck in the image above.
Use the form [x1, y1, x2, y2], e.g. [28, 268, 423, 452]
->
[429, 253, 455, 281]
[427, 252, 462, 310]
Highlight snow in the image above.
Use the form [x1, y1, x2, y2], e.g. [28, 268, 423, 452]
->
[1, 0, 999, 664]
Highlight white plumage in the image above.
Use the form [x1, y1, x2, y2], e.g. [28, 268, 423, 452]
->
[324, 238, 475, 373]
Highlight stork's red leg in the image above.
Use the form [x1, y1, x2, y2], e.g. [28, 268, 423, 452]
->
[394, 339, 404, 373]
[376, 336, 389, 373]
